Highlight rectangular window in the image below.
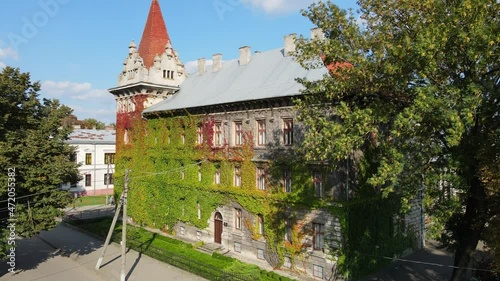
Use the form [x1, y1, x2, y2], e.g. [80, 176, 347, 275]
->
[257, 120, 266, 146]
[283, 119, 293, 146]
[313, 171, 323, 198]
[197, 202, 201, 219]
[257, 214, 264, 235]
[214, 122, 223, 146]
[313, 265, 323, 278]
[85, 174, 91, 187]
[197, 125, 203, 145]
[104, 173, 114, 185]
[234, 242, 241, 253]
[181, 134, 185, 144]
[234, 121, 243, 146]
[313, 223, 325, 250]
[257, 248, 265, 260]
[234, 166, 242, 187]
[214, 168, 221, 184]
[257, 167, 266, 190]
[198, 164, 202, 182]
[282, 168, 292, 193]
[235, 208, 242, 230]
[85, 153, 92, 165]
[104, 153, 115, 164]
[124, 129, 130, 144]
[284, 257, 292, 268]
[285, 219, 293, 243]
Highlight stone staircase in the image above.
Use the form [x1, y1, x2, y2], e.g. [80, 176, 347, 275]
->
[196, 243, 227, 255]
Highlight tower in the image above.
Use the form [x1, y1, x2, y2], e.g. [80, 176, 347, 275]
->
[109, 0, 186, 146]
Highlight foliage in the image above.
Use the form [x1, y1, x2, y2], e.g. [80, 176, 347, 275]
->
[61, 114, 107, 130]
[80, 118, 106, 130]
[295, 0, 499, 280]
[71, 217, 294, 281]
[0, 67, 79, 258]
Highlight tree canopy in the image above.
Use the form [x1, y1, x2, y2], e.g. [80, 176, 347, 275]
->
[295, 0, 499, 280]
[0, 67, 80, 258]
[62, 115, 107, 130]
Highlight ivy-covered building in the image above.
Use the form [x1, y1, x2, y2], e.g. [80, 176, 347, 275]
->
[109, 1, 424, 279]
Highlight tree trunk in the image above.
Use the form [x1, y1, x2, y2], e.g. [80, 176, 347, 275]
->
[450, 173, 487, 281]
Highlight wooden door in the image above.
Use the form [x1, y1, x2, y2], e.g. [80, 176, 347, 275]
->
[214, 212, 223, 244]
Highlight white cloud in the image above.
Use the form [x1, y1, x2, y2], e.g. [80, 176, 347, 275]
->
[41, 80, 116, 124]
[0, 47, 19, 69]
[42, 81, 92, 96]
[0, 47, 19, 60]
[242, 0, 316, 14]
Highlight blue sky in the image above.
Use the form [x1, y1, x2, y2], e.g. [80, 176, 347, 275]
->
[0, 0, 357, 124]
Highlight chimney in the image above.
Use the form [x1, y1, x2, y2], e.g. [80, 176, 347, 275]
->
[212, 53, 222, 72]
[284, 33, 297, 56]
[239, 46, 251, 66]
[311, 27, 325, 40]
[197, 58, 206, 75]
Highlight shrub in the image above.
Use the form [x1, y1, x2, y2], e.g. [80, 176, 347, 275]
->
[212, 252, 236, 263]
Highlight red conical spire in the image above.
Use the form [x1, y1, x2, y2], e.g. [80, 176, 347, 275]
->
[138, 0, 171, 69]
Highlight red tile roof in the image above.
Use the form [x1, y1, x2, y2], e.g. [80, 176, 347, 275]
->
[138, 0, 171, 69]
[321, 54, 353, 77]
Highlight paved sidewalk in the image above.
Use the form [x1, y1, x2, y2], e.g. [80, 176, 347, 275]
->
[8, 223, 207, 281]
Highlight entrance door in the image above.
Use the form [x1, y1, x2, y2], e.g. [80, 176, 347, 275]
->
[214, 212, 223, 244]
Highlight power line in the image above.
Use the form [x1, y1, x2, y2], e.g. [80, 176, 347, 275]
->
[354, 251, 498, 274]
[0, 190, 55, 204]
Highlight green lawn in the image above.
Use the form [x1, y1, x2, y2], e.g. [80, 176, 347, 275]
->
[69, 195, 109, 207]
[69, 217, 295, 281]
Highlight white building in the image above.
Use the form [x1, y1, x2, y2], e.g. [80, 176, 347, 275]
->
[62, 129, 116, 196]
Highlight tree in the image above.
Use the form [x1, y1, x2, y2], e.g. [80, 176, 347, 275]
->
[80, 118, 106, 130]
[61, 114, 78, 128]
[0, 67, 80, 258]
[294, 1, 499, 280]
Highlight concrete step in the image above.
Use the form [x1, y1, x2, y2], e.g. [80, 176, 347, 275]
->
[196, 243, 224, 255]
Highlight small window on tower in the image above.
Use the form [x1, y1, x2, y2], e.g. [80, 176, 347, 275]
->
[163, 70, 167, 78]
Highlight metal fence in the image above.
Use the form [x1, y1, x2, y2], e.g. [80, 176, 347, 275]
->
[63, 208, 115, 221]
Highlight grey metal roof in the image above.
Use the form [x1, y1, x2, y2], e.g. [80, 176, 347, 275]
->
[67, 129, 116, 144]
[143, 48, 327, 113]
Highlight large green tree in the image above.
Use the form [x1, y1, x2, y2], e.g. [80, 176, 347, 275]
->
[0, 67, 80, 258]
[294, 0, 499, 280]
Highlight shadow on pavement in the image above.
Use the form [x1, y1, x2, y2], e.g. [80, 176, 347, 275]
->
[0, 206, 113, 278]
[360, 240, 454, 281]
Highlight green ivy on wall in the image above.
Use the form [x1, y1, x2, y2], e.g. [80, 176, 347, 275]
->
[114, 113, 416, 277]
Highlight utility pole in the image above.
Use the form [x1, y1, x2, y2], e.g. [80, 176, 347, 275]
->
[120, 170, 130, 281]
[95, 169, 130, 278]
[95, 189, 123, 270]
